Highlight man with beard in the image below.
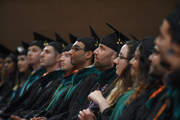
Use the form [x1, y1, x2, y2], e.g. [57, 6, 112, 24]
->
[164, 35, 180, 120]
[75, 24, 130, 120]
[148, 45, 167, 83]
[138, 6, 180, 120]
[159, 7, 180, 120]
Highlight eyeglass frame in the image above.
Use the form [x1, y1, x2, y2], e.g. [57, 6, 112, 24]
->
[117, 55, 129, 60]
[71, 45, 86, 52]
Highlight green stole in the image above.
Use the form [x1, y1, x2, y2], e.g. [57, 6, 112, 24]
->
[19, 67, 46, 97]
[110, 90, 134, 120]
[45, 73, 73, 111]
[65, 66, 100, 101]
[97, 66, 117, 86]
[166, 77, 180, 119]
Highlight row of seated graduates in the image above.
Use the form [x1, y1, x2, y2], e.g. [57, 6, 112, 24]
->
[1, 7, 180, 119]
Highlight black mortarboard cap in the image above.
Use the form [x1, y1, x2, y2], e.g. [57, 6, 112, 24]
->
[29, 32, 54, 49]
[55, 33, 68, 48]
[0, 44, 12, 58]
[166, 6, 180, 45]
[89, 25, 100, 47]
[33, 32, 53, 43]
[21, 41, 29, 50]
[69, 33, 77, 44]
[15, 46, 25, 55]
[129, 33, 139, 41]
[63, 44, 73, 52]
[76, 37, 97, 51]
[29, 40, 44, 50]
[106, 23, 129, 44]
[100, 23, 129, 53]
[48, 41, 63, 53]
[16, 41, 29, 56]
[62, 34, 77, 52]
[100, 34, 119, 52]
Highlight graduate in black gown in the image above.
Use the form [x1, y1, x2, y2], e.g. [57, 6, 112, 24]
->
[28, 34, 76, 114]
[131, 7, 180, 120]
[9, 39, 65, 120]
[9, 42, 33, 102]
[31, 36, 100, 120]
[165, 34, 180, 120]
[0, 33, 49, 119]
[130, 44, 167, 120]
[0, 42, 33, 111]
[114, 37, 156, 120]
[12, 32, 49, 98]
[0, 44, 12, 86]
[78, 40, 139, 120]
[0, 52, 18, 105]
[12, 37, 77, 120]
[138, 7, 180, 120]
[74, 24, 129, 119]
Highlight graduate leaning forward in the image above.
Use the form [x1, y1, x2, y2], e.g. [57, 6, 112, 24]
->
[31, 37, 100, 120]
[9, 40, 65, 120]
[165, 20, 180, 120]
[137, 6, 180, 120]
[155, 7, 180, 120]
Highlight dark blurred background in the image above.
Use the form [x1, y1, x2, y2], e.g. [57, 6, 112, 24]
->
[0, 0, 179, 50]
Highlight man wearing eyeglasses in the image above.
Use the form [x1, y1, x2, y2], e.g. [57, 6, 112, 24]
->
[29, 37, 100, 120]
[69, 30, 130, 120]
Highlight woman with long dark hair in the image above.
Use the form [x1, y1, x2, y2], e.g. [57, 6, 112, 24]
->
[0, 53, 18, 104]
[118, 36, 160, 120]
[10, 48, 33, 101]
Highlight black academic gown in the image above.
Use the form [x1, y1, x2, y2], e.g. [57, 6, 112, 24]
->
[137, 71, 180, 120]
[118, 89, 156, 120]
[68, 67, 117, 120]
[0, 67, 46, 117]
[135, 70, 180, 120]
[164, 68, 180, 120]
[98, 94, 127, 120]
[41, 66, 100, 120]
[0, 74, 16, 105]
[18, 73, 73, 119]
[16, 77, 62, 118]
[0, 69, 63, 119]
[5, 68, 46, 105]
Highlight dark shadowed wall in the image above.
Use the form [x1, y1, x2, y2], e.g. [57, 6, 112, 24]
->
[0, 0, 179, 50]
